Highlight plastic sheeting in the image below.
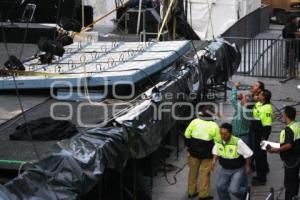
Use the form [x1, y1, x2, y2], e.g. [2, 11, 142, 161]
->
[187, 0, 261, 40]
[0, 69, 191, 199]
[4, 127, 129, 200]
[198, 39, 241, 84]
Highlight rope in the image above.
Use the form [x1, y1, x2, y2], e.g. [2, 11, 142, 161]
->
[157, 0, 176, 41]
[78, 0, 130, 34]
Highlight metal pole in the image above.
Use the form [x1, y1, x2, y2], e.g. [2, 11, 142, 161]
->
[82, 0, 85, 28]
[157, 0, 176, 40]
[136, 0, 143, 35]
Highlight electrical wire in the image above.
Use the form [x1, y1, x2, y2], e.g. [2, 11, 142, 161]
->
[0, 97, 51, 134]
[0, 1, 64, 199]
[0, 12, 43, 161]
[163, 162, 188, 185]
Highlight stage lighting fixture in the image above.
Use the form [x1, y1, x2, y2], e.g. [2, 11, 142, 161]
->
[56, 34, 74, 46]
[38, 37, 65, 57]
[39, 53, 54, 64]
[4, 55, 25, 71]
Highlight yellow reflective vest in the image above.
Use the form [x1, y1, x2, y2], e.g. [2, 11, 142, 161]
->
[184, 118, 221, 142]
[280, 121, 300, 144]
[253, 102, 273, 126]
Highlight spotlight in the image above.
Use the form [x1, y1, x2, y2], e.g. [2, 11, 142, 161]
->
[39, 53, 54, 64]
[56, 34, 74, 46]
[38, 37, 65, 57]
[61, 18, 82, 33]
[4, 55, 25, 71]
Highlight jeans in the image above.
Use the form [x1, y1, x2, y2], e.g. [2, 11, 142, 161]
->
[217, 167, 247, 200]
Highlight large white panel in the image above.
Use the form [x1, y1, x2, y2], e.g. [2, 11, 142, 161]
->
[187, 0, 261, 40]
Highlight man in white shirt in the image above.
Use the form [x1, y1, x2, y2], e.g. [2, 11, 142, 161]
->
[212, 123, 253, 200]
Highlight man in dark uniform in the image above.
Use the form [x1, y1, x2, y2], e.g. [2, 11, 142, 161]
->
[251, 90, 273, 186]
[268, 106, 300, 200]
[283, 14, 299, 39]
[283, 14, 300, 77]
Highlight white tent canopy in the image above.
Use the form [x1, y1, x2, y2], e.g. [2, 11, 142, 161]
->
[186, 0, 261, 40]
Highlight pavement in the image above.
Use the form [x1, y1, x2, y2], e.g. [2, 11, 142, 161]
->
[152, 75, 300, 200]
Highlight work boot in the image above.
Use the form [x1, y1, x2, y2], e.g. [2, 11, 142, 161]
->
[188, 193, 198, 198]
[198, 196, 213, 200]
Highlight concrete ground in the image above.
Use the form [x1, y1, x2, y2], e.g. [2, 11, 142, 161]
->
[152, 75, 300, 200]
[0, 43, 49, 125]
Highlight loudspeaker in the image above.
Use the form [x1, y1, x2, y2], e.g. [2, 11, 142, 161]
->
[117, 8, 161, 34]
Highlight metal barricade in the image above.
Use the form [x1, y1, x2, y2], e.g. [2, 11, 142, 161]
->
[223, 37, 300, 79]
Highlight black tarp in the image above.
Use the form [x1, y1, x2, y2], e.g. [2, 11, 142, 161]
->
[5, 127, 129, 200]
[199, 38, 241, 84]
[0, 69, 191, 200]
[10, 117, 78, 141]
[0, 39, 240, 199]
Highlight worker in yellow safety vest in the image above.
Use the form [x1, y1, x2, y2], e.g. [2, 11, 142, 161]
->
[250, 89, 273, 186]
[184, 107, 221, 200]
[268, 106, 300, 200]
[213, 123, 253, 200]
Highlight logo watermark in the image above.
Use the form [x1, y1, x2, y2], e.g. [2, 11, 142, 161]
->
[50, 79, 258, 128]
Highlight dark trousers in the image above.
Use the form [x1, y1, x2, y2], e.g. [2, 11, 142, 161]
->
[285, 40, 300, 77]
[252, 130, 268, 181]
[284, 160, 300, 200]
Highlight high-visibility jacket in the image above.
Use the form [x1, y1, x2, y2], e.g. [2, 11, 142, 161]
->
[215, 136, 245, 169]
[279, 121, 300, 161]
[280, 121, 300, 144]
[184, 119, 221, 159]
[253, 102, 273, 127]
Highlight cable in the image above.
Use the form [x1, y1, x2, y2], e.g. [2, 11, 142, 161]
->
[91, 65, 189, 127]
[0, 2, 62, 200]
[0, 97, 51, 133]
[18, 161, 34, 175]
[10, 75, 42, 160]
[163, 162, 187, 185]
[0, 11, 42, 161]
